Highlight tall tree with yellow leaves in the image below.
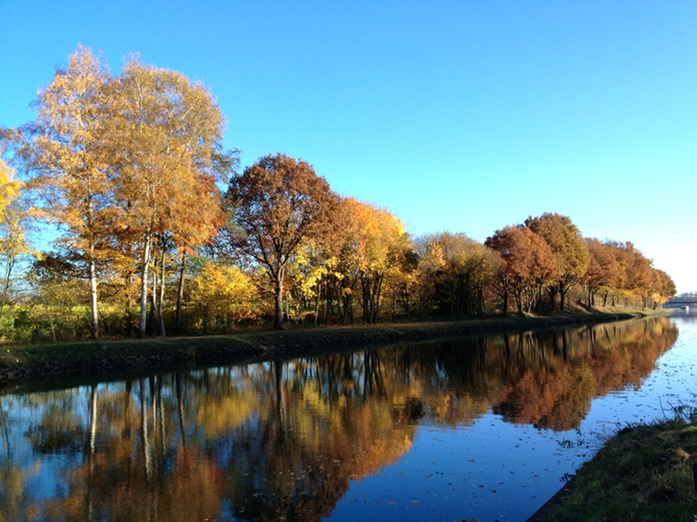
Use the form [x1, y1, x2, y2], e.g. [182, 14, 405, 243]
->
[0, 134, 26, 322]
[21, 46, 114, 338]
[110, 58, 232, 337]
[332, 198, 412, 324]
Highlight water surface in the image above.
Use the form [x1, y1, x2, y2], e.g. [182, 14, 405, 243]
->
[1, 315, 694, 521]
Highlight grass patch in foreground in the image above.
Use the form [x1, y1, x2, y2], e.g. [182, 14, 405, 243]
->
[533, 418, 697, 521]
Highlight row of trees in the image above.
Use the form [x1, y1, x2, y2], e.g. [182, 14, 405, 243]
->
[0, 46, 675, 341]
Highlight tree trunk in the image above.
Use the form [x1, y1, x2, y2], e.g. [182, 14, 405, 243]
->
[0, 254, 15, 324]
[150, 267, 158, 336]
[313, 277, 322, 326]
[139, 234, 153, 338]
[361, 275, 370, 324]
[88, 252, 99, 339]
[341, 293, 353, 325]
[476, 287, 485, 317]
[514, 289, 523, 315]
[501, 287, 509, 317]
[174, 251, 186, 334]
[371, 274, 384, 323]
[535, 283, 545, 313]
[124, 270, 134, 336]
[359, 273, 384, 324]
[548, 285, 558, 311]
[156, 248, 167, 336]
[273, 266, 285, 330]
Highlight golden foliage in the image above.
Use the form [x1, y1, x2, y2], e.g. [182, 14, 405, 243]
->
[189, 261, 258, 329]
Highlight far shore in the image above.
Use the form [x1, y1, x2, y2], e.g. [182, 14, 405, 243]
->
[0, 310, 657, 392]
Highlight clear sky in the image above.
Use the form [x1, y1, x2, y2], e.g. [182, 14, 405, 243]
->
[1, 1, 696, 293]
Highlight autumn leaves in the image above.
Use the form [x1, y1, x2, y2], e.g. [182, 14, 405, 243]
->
[1, 46, 676, 340]
[485, 214, 673, 316]
[20, 46, 232, 338]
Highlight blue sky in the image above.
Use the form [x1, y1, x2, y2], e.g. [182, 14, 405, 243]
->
[1, 1, 696, 292]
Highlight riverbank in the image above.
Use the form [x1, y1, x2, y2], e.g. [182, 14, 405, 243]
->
[529, 417, 697, 521]
[0, 311, 646, 391]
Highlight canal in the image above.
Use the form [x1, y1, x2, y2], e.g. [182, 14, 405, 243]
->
[0, 314, 695, 521]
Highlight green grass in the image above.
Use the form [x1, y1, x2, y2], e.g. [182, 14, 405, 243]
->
[530, 419, 697, 521]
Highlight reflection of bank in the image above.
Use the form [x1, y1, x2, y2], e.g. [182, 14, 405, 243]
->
[491, 317, 678, 431]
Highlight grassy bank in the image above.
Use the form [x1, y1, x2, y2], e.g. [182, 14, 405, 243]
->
[0, 311, 645, 391]
[530, 417, 697, 521]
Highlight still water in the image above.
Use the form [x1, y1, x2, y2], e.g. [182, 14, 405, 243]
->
[0, 315, 695, 521]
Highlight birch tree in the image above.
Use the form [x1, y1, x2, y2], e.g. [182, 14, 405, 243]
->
[22, 46, 114, 338]
[111, 58, 231, 337]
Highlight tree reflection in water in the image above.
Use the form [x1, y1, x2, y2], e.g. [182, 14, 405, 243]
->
[0, 317, 679, 521]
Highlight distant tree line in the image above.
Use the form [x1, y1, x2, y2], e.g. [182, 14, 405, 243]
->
[0, 46, 676, 342]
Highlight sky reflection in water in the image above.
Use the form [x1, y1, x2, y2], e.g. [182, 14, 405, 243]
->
[1, 315, 695, 521]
